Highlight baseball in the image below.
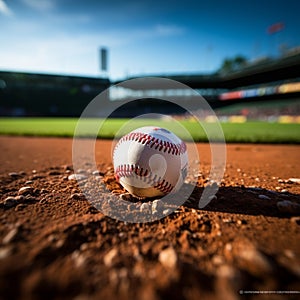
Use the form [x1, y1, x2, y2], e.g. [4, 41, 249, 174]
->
[113, 126, 188, 198]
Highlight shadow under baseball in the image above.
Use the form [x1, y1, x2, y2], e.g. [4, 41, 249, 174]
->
[182, 184, 300, 218]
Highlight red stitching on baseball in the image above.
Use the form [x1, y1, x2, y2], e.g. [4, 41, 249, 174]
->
[116, 132, 186, 156]
[154, 179, 173, 194]
[115, 164, 175, 194]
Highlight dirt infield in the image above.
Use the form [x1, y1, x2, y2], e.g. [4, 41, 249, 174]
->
[0, 136, 300, 300]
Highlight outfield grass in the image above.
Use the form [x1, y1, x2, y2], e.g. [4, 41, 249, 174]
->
[0, 117, 299, 143]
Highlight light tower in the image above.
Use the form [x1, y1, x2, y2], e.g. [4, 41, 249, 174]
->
[99, 47, 108, 77]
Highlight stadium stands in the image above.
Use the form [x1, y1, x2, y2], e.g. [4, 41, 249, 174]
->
[0, 52, 299, 117]
[0, 72, 110, 116]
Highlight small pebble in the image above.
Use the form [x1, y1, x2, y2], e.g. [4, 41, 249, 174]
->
[104, 248, 118, 267]
[163, 209, 172, 215]
[234, 241, 273, 275]
[63, 165, 73, 171]
[224, 243, 232, 252]
[222, 218, 233, 223]
[288, 178, 300, 184]
[3, 228, 18, 244]
[56, 239, 65, 248]
[290, 216, 300, 225]
[70, 193, 86, 201]
[140, 202, 151, 212]
[3, 197, 18, 208]
[0, 247, 11, 259]
[152, 199, 164, 212]
[212, 255, 224, 265]
[18, 186, 33, 195]
[71, 251, 86, 268]
[8, 172, 20, 177]
[283, 249, 295, 259]
[80, 243, 89, 251]
[258, 194, 271, 200]
[68, 174, 87, 181]
[217, 264, 236, 279]
[25, 181, 33, 185]
[159, 247, 177, 269]
[277, 200, 300, 214]
[119, 193, 132, 201]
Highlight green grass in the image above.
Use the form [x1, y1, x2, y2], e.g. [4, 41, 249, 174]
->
[0, 117, 299, 143]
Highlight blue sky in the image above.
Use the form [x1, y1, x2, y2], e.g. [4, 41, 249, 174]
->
[0, 0, 300, 79]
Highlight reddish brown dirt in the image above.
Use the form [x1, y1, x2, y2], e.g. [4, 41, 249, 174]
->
[0, 136, 300, 300]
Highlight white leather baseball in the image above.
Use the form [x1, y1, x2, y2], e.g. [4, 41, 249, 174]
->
[113, 126, 188, 198]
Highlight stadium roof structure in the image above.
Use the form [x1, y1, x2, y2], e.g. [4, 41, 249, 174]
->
[114, 53, 300, 90]
[0, 71, 110, 85]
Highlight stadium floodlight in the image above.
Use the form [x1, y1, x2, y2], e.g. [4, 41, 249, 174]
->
[100, 47, 108, 72]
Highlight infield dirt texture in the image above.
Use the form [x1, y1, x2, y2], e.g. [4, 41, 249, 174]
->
[0, 136, 300, 300]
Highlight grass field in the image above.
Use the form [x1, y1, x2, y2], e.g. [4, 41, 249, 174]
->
[0, 117, 299, 143]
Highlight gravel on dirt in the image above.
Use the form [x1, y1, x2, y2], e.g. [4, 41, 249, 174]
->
[0, 136, 299, 300]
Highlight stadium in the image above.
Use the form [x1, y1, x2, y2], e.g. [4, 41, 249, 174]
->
[1, 50, 300, 119]
[0, 1, 300, 300]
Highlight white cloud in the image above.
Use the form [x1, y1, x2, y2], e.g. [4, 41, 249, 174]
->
[0, 0, 13, 16]
[154, 24, 185, 36]
[46, 13, 93, 25]
[0, 32, 128, 77]
[21, 0, 55, 11]
[0, 16, 185, 78]
[129, 24, 185, 40]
